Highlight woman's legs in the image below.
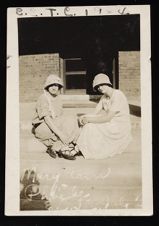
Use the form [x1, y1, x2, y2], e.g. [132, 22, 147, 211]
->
[54, 115, 81, 144]
[33, 116, 81, 160]
[33, 122, 58, 158]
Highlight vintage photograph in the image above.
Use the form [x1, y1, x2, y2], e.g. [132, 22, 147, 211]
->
[6, 6, 152, 215]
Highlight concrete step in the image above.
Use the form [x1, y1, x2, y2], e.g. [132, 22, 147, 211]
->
[61, 94, 90, 100]
[20, 101, 141, 125]
[63, 101, 97, 108]
[19, 100, 141, 129]
[20, 129, 141, 156]
[20, 114, 141, 138]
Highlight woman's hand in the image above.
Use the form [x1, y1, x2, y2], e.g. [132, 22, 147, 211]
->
[79, 116, 89, 126]
[81, 117, 89, 125]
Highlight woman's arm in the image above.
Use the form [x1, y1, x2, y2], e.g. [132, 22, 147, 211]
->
[44, 116, 68, 144]
[82, 110, 117, 124]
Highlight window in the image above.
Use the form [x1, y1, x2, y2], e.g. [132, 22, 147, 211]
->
[64, 58, 86, 94]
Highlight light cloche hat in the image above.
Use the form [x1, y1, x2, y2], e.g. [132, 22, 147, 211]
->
[93, 73, 112, 90]
[44, 74, 63, 89]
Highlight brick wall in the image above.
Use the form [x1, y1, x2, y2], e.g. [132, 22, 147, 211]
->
[19, 53, 61, 102]
[19, 52, 140, 105]
[119, 51, 140, 106]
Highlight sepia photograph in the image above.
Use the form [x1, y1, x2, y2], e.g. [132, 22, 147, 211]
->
[6, 5, 152, 215]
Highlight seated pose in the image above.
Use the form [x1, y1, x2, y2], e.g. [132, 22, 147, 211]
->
[75, 73, 132, 159]
[32, 74, 80, 160]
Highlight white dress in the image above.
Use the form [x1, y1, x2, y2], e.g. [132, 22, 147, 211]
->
[76, 90, 132, 159]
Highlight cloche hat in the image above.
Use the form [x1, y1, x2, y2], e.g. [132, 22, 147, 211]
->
[93, 73, 112, 91]
[44, 74, 63, 89]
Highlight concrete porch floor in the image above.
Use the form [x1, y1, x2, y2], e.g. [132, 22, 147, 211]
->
[20, 102, 142, 211]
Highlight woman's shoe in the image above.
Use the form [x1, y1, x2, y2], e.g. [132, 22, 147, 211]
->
[57, 151, 63, 158]
[46, 147, 56, 159]
[58, 147, 76, 160]
[59, 151, 76, 160]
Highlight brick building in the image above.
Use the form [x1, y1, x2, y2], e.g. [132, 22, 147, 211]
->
[18, 15, 140, 107]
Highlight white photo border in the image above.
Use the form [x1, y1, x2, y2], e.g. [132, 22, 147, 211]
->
[6, 5, 152, 216]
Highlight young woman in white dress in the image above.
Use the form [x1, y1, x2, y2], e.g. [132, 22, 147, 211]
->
[75, 73, 132, 159]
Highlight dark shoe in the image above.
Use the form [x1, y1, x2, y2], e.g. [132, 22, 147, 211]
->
[75, 151, 83, 156]
[73, 145, 82, 157]
[46, 147, 56, 159]
[57, 151, 63, 158]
